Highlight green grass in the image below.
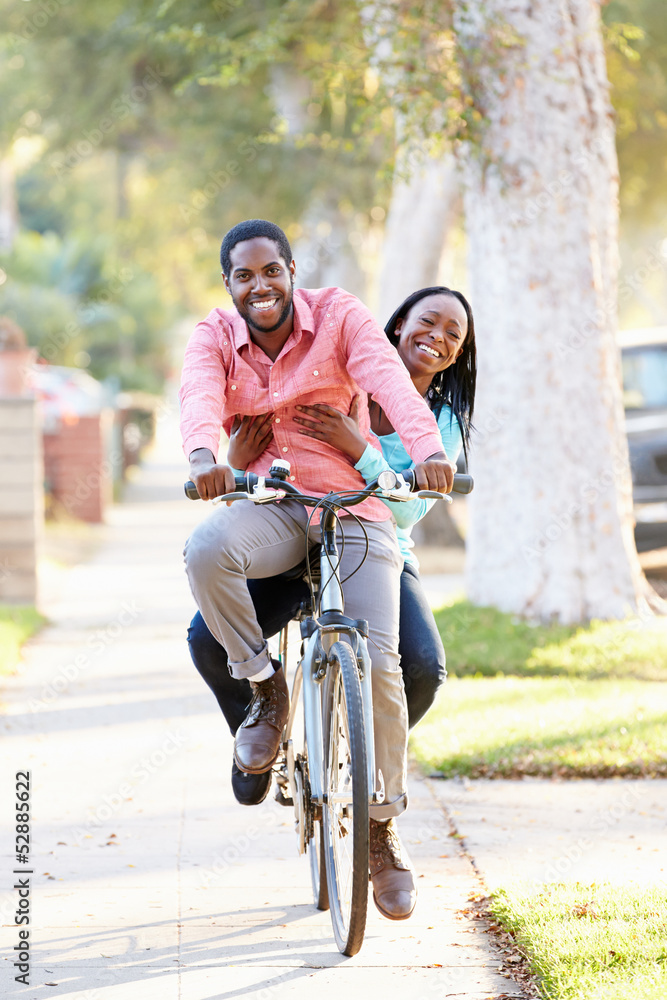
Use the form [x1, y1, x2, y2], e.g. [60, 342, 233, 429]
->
[410, 676, 667, 777]
[409, 600, 667, 777]
[490, 882, 667, 1000]
[0, 605, 46, 676]
[435, 601, 667, 680]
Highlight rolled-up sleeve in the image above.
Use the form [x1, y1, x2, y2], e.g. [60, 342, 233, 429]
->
[179, 315, 228, 460]
[337, 295, 445, 463]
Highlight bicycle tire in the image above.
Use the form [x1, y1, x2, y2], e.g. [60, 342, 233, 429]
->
[308, 818, 329, 911]
[322, 639, 369, 956]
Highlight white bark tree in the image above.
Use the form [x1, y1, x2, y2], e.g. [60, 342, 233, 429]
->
[454, 0, 657, 622]
[376, 144, 464, 549]
[269, 65, 367, 296]
[0, 157, 18, 251]
[376, 149, 458, 321]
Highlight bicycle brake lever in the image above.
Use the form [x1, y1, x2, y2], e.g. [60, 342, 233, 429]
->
[212, 491, 250, 505]
[416, 490, 452, 503]
[251, 477, 286, 503]
[378, 480, 452, 504]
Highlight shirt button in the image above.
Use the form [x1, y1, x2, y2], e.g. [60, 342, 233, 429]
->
[274, 418, 280, 424]
[231, 385, 237, 390]
[282, 447, 288, 453]
[273, 391, 279, 397]
[290, 476, 295, 481]
[313, 370, 319, 376]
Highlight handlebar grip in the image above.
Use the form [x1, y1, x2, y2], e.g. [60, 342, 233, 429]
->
[184, 475, 255, 500]
[452, 473, 474, 495]
[400, 470, 474, 494]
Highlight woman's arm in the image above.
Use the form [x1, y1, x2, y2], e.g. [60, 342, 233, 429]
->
[354, 444, 435, 529]
[356, 407, 464, 528]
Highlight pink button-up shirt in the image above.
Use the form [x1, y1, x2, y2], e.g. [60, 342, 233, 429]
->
[179, 287, 444, 521]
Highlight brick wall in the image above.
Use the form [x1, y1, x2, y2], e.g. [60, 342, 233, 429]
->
[0, 399, 42, 603]
[43, 414, 111, 523]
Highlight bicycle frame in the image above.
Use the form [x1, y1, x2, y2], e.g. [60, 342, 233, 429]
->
[283, 503, 379, 826]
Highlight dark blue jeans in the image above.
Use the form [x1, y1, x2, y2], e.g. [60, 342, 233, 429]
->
[187, 562, 446, 733]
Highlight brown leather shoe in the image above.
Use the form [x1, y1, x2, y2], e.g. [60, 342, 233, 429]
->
[233, 663, 289, 774]
[369, 817, 416, 920]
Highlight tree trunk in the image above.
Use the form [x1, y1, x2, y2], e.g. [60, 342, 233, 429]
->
[455, 0, 654, 622]
[376, 144, 464, 550]
[377, 150, 458, 322]
[268, 65, 366, 296]
[0, 157, 18, 250]
[293, 196, 367, 298]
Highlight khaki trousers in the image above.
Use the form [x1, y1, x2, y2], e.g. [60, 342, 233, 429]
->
[184, 500, 408, 819]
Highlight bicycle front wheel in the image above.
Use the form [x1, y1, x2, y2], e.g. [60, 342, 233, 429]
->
[322, 639, 369, 956]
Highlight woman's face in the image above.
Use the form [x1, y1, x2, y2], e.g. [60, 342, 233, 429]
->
[394, 293, 467, 380]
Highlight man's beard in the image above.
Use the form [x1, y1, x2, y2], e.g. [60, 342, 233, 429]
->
[236, 279, 294, 334]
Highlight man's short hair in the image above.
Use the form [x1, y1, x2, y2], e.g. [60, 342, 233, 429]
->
[220, 219, 292, 276]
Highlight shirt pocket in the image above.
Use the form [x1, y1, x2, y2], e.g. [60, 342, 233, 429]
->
[286, 358, 338, 402]
[223, 380, 258, 417]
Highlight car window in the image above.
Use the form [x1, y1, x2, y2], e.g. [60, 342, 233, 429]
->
[622, 346, 667, 409]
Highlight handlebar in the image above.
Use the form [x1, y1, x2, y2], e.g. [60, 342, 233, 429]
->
[183, 470, 474, 503]
[400, 469, 474, 496]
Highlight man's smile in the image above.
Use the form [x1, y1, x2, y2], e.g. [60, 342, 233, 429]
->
[250, 297, 279, 312]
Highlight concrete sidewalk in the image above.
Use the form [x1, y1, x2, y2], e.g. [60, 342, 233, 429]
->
[430, 777, 667, 890]
[1, 422, 522, 1000]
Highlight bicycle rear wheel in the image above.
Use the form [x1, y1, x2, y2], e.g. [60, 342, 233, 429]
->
[322, 639, 369, 956]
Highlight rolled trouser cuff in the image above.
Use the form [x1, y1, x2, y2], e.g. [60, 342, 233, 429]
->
[229, 644, 273, 680]
[369, 792, 408, 821]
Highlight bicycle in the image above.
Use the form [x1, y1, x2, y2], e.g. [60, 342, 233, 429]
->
[185, 461, 473, 955]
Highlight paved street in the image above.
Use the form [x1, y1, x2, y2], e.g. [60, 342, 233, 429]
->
[1, 419, 522, 1000]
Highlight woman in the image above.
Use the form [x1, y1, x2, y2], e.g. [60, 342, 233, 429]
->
[187, 285, 476, 805]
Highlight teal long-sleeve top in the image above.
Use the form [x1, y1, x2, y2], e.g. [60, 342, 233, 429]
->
[354, 404, 463, 568]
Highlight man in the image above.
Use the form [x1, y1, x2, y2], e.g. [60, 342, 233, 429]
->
[180, 219, 454, 920]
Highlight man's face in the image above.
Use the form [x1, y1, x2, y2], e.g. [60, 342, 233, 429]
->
[223, 237, 296, 337]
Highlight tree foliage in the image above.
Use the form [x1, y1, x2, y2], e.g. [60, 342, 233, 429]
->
[0, 0, 665, 388]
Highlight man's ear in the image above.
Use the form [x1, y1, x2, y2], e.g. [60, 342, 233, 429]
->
[289, 258, 296, 280]
[222, 271, 230, 293]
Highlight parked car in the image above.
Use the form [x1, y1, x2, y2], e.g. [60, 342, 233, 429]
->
[620, 326, 667, 551]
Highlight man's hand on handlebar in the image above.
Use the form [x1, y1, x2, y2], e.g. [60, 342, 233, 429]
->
[412, 452, 456, 493]
[188, 448, 236, 501]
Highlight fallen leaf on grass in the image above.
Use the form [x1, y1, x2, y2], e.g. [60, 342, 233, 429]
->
[571, 900, 599, 919]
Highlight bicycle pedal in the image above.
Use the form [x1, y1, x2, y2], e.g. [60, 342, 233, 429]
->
[274, 783, 294, 807]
